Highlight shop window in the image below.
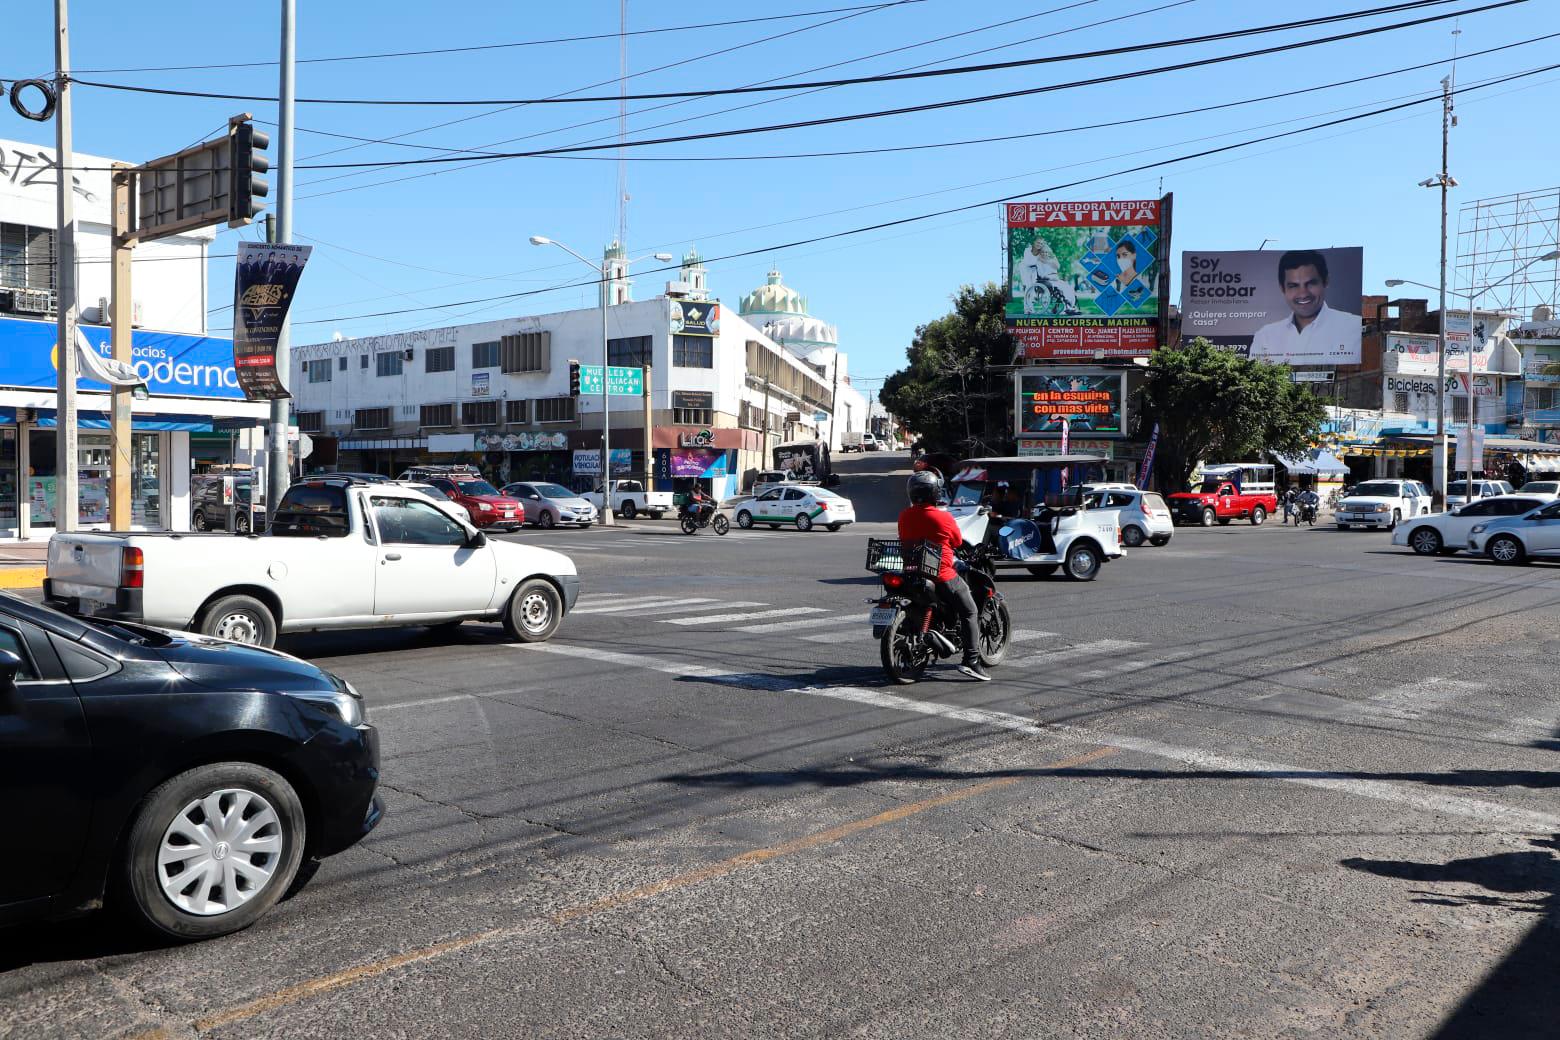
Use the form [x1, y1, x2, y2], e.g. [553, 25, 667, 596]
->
[535, 397, 576, 424]
[354, 407, 390, 430]
[608, 335, 651, 367]
[501, 332, 550, 373]
[505, 399, 528, 424]
[296, 411, 324, 433]
[1452, 397, 1470, 423]
[376, 352, 403, 377]
[673, 335, 712, 368]
[420, 404, 454, 428]
[359, 354, 368, 370]
[307, 359, 332, 383]
[462, 401, 499, 426]
[425, 346, 455, 373]
[472, 341, 500, 369]
[338, 356, 348, 371]
[673, 408, 713, 426]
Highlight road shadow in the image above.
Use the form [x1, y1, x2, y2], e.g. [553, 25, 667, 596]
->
[1342, 836, 1560, 1039]
[278, 623, 511, 660]
[0, 915, 177, 973]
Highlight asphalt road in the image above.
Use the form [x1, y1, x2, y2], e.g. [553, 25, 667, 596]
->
[5, 452, 1559, 1040]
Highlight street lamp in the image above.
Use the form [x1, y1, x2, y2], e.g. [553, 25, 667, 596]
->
[529, 236, 673, 525]
[1387, 248, 1560, 497]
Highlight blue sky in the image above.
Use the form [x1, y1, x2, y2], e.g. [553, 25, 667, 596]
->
[3, 0, 1557, 385]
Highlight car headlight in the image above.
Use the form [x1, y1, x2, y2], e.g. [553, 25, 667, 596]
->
[1470, 524, 1488, 535]
[289, 682, 365, 726]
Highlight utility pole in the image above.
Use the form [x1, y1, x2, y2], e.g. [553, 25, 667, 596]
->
[108, 165, 133, 528]
[641, 349, 654, 492]
[267, 0, 296, 513]
[53, 0, 80, 532]
[827, 347, 841, 452]
[1432, 75, 1453, 510]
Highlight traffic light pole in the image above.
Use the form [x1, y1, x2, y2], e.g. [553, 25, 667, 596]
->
[598, 276, 614, 526]
[266, 0, 296, 515]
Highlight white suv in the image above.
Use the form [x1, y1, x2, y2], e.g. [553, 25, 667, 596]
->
[1446, 479, 1515, 511]
[1336, 479, 1432, 530]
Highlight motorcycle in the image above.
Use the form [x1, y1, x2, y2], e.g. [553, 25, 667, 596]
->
[1296, 500, 1318, 526]
[679, 503, 730, 536]
[866, 537, 1011, 684]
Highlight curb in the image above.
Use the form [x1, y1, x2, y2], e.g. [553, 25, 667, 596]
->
[0, 566, 46, 590]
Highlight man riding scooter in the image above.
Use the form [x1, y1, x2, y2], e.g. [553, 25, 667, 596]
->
[898, 470, 989, 681]
[682, 484, 715, 525]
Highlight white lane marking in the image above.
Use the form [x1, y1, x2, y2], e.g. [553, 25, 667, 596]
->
[1342, 678, 1486, 721]
[799, 627, 1058, 645]
[1008, 639, 1148, 667]
[519, 642, 1560, 832]
[734, 613, 867, 634]
[663, 607, 830, 626]
[374, 693, 474, 712]
[1483, 716, 1557, 744]
[641, 600, 767, 616]
[571, 597, 716, 615]
[1075, 651, 1198, 681]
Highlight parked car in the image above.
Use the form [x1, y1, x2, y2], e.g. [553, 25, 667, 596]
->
[731, 486, 856, 532]
[581, 479, 674, 520]
[190, 477, 264, 534]
[502, 481, 599, 528]
[1445, 479, 1516, 511]
[840, 432, 867, 453]
[397, 465, 524, 531]
[1168, 475, 1278, 527]
[306, 471, 391, 484]
[387, 480, 471, 524]
[1466, 497, 1560, 564]
[1086, 488, 1173, 547]
[1334, 479, 1432, 530]
[44, 479, 579, 648]
[0, 590, 381, 940]
[1390, 494, 1556, 555]
[1519, 480, 1560, 495]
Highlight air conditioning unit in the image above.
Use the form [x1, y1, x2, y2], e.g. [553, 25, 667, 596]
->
[4, 286, 52, 316]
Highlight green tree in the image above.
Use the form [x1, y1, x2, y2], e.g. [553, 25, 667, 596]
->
[1139, 337, 1327, 490]
[880, 283, 1012, 454]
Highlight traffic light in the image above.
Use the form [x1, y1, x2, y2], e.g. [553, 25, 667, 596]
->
[568, 360, 581, 397]
[228, 119, 271, 226]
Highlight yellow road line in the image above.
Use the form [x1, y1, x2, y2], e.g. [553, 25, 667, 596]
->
[133, 745, 1117, 1038]
[0, 566, 45, 589]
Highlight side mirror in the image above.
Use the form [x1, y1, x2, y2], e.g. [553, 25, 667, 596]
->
[0, 648, 24, 713]
[466, 530, 488, 548]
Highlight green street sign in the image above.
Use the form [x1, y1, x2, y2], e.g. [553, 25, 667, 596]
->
[578, 364, 644, 396]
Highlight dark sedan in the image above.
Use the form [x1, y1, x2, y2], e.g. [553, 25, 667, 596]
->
[0, 592, 381, 941]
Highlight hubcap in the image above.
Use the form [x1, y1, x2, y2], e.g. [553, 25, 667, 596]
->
[1412, 530, 1437, 553]
[1073, 550, 1095, 574]
[1493, 540, 1517, 562]
[213, 611, 261, 644]
[158, 788, 282, 917]
[519, 592, 552, 633]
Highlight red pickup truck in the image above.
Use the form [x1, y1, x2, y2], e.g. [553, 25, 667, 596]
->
[1168, 478, 1277, 527]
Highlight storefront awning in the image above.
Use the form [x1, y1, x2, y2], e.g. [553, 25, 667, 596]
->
[32, 410, 224, 432]
[1275, 449, 1350, 475]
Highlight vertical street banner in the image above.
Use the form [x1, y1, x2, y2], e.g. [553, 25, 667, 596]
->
[1136, 423, 1160, 489]
[1005, 196, 1168, 359]
[233, 241, 312, 400]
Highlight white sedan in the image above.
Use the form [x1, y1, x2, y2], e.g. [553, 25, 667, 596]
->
[1390, 493, 1556, 555]
[731, 486, 856, 532]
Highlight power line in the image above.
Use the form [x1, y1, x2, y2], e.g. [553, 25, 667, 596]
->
[69, 0, 1506, 107]
[206, 67, 1551, 331]
[63, 3, 926, 74]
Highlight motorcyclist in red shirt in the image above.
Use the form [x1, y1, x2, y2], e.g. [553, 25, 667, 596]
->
[898, 470, 989, 681]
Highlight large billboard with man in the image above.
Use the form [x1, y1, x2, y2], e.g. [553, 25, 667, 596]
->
[1005, 197, 1169, 360]
[1180, 247, 1363, 365]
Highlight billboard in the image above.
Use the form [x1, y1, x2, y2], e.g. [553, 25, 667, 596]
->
[670, 300, 720, 336]
[1004, 197, 1168, 359]
[233, 241, 312, 400]
[0, 315, 242, 400]
[1015, 370, 1127, 437]
[1180, 247, 1362, 364]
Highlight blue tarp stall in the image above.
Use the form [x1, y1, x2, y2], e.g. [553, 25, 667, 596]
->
[1276, 449, 1350, 476]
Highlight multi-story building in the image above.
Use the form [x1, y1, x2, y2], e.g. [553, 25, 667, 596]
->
[0, 137, 264, 541]
[290, 252, 851, 499]
[1511, 312, 1560, 449]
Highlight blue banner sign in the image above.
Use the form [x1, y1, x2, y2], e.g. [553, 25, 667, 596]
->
[0, 316, 244, 400]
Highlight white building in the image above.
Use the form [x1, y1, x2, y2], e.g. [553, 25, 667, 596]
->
[0, 137, 266, 541]
[290, 251, 847, 499]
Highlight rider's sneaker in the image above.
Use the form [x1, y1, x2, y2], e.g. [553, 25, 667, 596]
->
[957, 659, 992, 682]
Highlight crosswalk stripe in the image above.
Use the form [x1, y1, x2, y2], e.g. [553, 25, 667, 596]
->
[662, 607, 830, 626]
[1341, 678, 1485, 721]
[571, 597, 717, 615]
[570, 595, 688, 613]
[1483, 716, 1557, 744]
[1008, 639, 1148, 668]
[734, 613, 865, 634]
[1074, 651, 1197, 681]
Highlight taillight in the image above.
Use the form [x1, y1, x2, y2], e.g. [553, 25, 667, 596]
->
[121, 546, 144, 589]
[883, 573, 904, 590]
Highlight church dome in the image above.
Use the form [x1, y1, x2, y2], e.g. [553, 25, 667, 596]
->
[763, 314, 838, 351]
[740, 268, 808, 317]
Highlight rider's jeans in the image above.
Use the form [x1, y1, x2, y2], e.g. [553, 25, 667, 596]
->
[937, 575, 981, 664]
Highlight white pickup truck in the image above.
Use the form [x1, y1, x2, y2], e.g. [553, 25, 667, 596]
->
[44, 479, 580, 648]
[582, 479, 674, 520]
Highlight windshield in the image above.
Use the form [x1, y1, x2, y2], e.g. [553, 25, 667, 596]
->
[812, 488, 843, 500]
[532, 483, 574, 498]
[1522, 481, 1559, 493]
[950, 482, 983, 506]
[1197, 479, 1230, 494]
[1351, 481, 1402, 498]
[1447, 481, 1476, 495]
[455, 480, 501, 497]
[409, 484, 449, 500]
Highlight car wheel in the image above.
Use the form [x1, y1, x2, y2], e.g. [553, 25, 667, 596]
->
[1408, 526, 1443, 556]
[621, 501, 637, 520]
[235, 514, 251, 534]
[1064, 543, 1101, 581]
[737, 510, 754, 529]
[826, 523, 843, 532]
[1201, 507, 1216, 527]
[1122, 525, 1146, 548]
[795, 512, 814, 532]
[538, 510, 556, 529]
[1250, 506, 1266, 526]
[502, 578, 564, 641]
[197, 595, 277, 648]
[192, 510, 209, 532]
[119, 762, 306, 941]
[1488, 535, 1527, 566]
[1026, 564, 1059, 577]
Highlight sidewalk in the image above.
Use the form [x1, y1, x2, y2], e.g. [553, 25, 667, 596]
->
[0, 544, 46, 590]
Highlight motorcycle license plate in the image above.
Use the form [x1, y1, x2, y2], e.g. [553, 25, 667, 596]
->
[869, 606, 898, 628]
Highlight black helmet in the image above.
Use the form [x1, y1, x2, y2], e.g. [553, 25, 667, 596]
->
[906, 470, 943, 506]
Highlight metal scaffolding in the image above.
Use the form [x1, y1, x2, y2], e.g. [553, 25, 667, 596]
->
[1456, 188, 1560, 321]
